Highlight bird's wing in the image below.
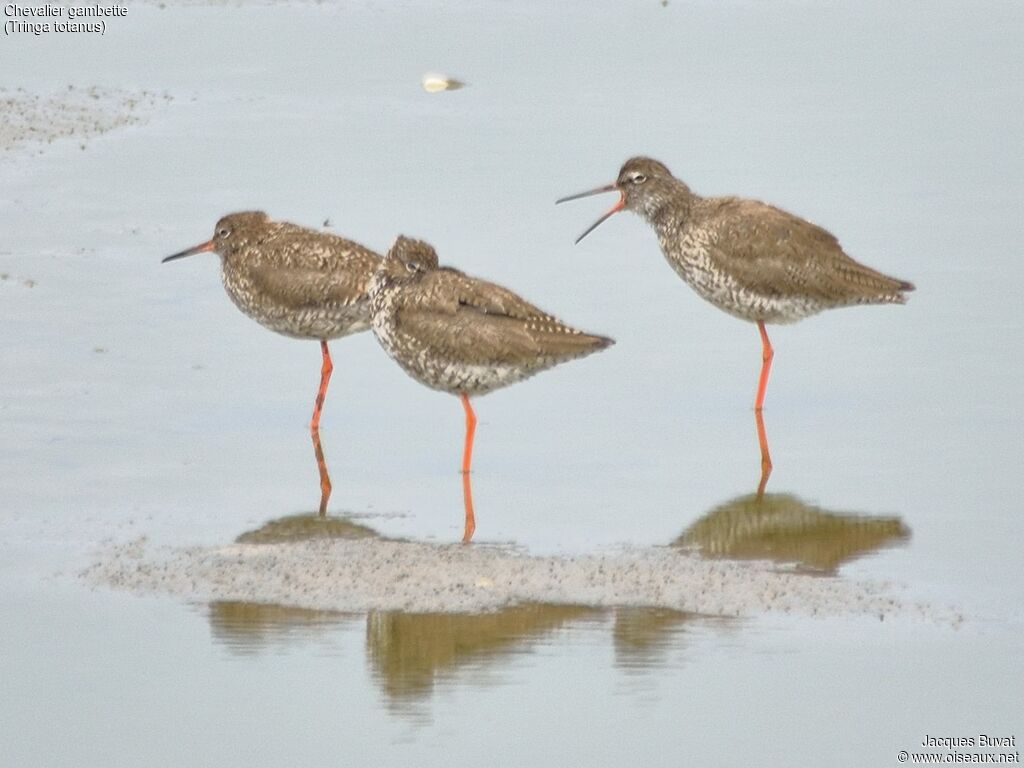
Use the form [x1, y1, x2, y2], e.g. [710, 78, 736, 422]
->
[703, 198, 913, 300]
[394, 269, 612, 364]
[244, 233, 381, 310]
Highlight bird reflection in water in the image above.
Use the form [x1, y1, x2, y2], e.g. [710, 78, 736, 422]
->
[676, 492, 910, 574]
[206, 595, 599, 700]
[210, 513, 381, 651]
[234, 511, 381, 544]
[205, 598, 719, 702]
[210, 516, 734, 699]
[311, 427, 332, 516]
[208, 601, 357, 654]
[612, 608, 711, 670]
[754, 409, 772, 497]
[365, 605, 598, 702]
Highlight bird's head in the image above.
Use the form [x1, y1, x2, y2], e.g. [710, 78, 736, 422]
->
[381, 235, 440, 283]
[163, 211, 270, 263]
[556, 156, 682, 243]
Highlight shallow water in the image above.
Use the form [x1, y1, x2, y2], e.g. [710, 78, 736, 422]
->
[3, 1, 1023, 765]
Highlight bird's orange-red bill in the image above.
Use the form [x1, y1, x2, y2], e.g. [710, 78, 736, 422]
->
[162, 240, 215, 263]
[555, 183, 624, 244]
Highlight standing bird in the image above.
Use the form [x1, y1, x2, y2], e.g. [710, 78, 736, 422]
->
[369, 236, 613, 542]
[556, 157, 914, 412]
[163, 211, 382, 513]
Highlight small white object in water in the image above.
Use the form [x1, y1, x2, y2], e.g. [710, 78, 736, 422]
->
[422, 72, 466, 93]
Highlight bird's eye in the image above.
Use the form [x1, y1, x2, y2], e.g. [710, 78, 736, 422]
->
[631, 174, 647, 185]
[405, 261, 418, 273]
[217, 228, 230, 237]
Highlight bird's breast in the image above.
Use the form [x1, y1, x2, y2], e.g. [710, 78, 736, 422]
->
[220, 263, 370, 340]
[368, 283, 401, 351]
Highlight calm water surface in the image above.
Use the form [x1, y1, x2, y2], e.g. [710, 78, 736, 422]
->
[2, 1, 1022, 765]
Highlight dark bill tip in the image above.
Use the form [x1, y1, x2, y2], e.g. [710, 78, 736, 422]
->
[555, 182, 618, 205]
[162, 240, 214, 263]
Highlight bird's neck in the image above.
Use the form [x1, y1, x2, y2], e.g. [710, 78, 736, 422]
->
[639, 183, 697, 235]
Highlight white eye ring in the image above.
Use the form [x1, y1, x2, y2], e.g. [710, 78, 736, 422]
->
[631, 174, 647, 184]
[217, 228, 230, 237]
[406, 261, 418, 272]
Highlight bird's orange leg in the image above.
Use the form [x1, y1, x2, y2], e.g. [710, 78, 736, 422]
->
[460, 393, 477, 543]
[754, 321, 774, 412]
[311, 426, 332, 517]
[310, 340, 333, 431]
[754, 409, 773, 499]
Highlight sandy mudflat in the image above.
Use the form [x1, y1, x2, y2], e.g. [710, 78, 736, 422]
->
[83, 535, 954, 622]
[0, 86, 171, 154]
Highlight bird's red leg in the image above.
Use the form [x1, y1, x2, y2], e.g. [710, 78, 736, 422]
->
[754, 409, 772, 498]
[460, 393, 477, 543]
[310, 340, 333, 431]
[754, 321, 774, 412]
[311, 426, 332, 517]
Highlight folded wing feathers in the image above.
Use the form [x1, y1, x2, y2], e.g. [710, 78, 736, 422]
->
[396, 269, 612, 363]
[245, 233, 380, 310]
[710, 200, 913, 302]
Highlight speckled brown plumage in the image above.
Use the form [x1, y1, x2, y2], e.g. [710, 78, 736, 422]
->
[558, 156, 914, 412]
[369, 236, 613, 396]
[368, 235, 613, 542]
[165, 211, 381, 341]
[561, 157, 914, 321]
